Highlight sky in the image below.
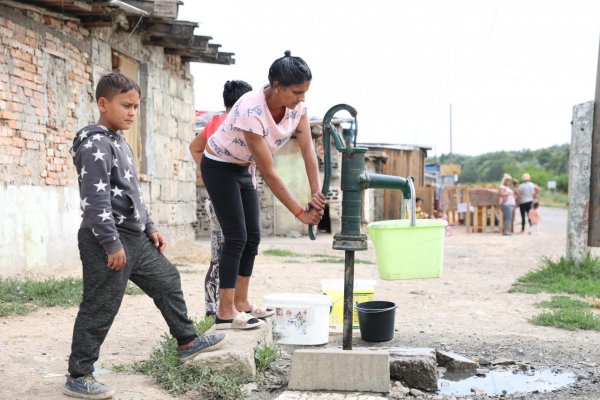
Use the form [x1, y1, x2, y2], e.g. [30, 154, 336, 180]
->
[179, 0, 600, 156]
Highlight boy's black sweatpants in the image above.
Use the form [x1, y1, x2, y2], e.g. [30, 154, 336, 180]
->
[68, 228, 197, 376]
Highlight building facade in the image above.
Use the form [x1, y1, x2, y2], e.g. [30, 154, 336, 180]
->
[0, 1, 233, 275]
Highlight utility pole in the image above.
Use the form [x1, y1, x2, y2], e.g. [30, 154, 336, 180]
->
[589, 38, 600, 246]
[449, 103, 453, 163]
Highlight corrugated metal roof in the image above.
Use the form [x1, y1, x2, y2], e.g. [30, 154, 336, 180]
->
[358, 142, 432, 151]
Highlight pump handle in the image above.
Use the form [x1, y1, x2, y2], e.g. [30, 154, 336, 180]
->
[309, 104, 358, 240]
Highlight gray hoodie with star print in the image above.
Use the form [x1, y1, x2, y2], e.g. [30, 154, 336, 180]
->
[71, 124, 157, 255]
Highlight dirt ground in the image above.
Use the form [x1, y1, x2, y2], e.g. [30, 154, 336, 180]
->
[1, 207, 599, 399]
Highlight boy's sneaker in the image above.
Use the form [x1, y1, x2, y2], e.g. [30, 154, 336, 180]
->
[63, 374, 115, 399]
[177, 332, 227, 362]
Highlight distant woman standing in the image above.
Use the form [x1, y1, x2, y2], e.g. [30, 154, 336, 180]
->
[517, 173, 541, 233]
[499, 174, 516, 236]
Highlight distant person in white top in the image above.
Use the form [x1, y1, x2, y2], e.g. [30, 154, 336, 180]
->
[517, 173, 541, 233]
[499, 174, 516, 236]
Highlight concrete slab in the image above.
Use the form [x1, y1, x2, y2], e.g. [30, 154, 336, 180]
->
[288, 348, 390, 393]
[186, 319, 273, 380]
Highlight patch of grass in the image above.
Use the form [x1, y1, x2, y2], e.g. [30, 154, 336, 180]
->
[313, 256, 374, 265]
[254, 341, 279, 373]
[0, 302, 34, 317]
[262, 248, 298, 257]
[510, 255, 600, 297]
[535, 296, 589, 310]
[195, 315, 214, 334]
[531, 308, 600, 331]
[125, 282, 145, 296]
[0, 277, 145, 317]
[113, 316, 243, 399]
[513, 256, 600, 331]
[0, 277, 82, 317]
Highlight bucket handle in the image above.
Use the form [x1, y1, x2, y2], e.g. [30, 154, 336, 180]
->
[355, 304, 397, 313]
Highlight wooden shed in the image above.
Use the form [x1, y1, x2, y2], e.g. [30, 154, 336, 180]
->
[359, 143, 431, 220]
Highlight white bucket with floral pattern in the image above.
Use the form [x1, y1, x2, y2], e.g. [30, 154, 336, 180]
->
[263, 293, 332, 345]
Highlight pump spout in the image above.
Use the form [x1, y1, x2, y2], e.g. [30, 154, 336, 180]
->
[360, 172, 416, 226]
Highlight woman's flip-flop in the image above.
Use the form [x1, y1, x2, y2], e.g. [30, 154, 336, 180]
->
[215, 312, 264, 330]
[245, 305, 275, 319]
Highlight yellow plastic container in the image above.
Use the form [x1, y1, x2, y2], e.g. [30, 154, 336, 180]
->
[320, 279, 377, 332]
[367, 219, 446, 280]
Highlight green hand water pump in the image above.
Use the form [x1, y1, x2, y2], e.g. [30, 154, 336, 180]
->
[309, 104, 416, 350]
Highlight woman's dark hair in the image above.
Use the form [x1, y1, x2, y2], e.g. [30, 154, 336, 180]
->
[223, 80, 252, 108]
[268, 50, 312, 87]
[96, 72, 141, 101]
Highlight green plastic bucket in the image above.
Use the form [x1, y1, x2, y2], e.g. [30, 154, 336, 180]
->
[367, 219, 446, 280]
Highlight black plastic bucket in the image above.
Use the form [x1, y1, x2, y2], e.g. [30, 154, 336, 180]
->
[356, 300, 397, 342]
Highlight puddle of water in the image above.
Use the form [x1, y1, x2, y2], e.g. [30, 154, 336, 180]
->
[438, 369, 576, 396]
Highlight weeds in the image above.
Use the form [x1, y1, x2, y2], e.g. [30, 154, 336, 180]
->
[262, 248, 374, 264]
[262, 248, 298, 257]
[254, 341, 279, 372]
[531, 307, 600, 331]
[312, 255, 374, 265]
[125, 282, 144, 295]
[536, 296, 589, 310]
[113, 316, 244, 400]
[510, 255, 600, 298]
[0, 277, 143, 317]
[513, 256, 600, 331]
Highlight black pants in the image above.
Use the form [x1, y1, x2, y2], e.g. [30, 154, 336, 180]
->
[68, 229, 196, 376]
[519, 201, 533, 231]
[200, 156, 260, 289]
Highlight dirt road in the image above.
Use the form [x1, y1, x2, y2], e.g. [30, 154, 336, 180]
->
[1, 207, 598, 399]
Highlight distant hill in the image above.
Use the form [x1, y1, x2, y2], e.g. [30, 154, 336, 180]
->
[427, 144, 569, 192]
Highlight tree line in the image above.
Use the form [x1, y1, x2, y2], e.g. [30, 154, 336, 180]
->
[430, 144, 569, 192]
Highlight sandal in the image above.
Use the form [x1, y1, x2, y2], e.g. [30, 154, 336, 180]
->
[215, 312, 264, 330]
[245, 305, 275, 319]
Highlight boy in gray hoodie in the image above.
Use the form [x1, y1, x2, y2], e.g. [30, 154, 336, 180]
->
[64, 73, 226, 399]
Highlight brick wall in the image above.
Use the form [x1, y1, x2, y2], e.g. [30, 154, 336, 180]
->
[0, 9, 94, 186]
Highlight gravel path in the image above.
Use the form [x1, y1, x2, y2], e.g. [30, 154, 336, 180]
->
[1, 207, 598, 399]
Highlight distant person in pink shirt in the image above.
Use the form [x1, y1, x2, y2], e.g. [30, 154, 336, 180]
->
[528, 201, 541, 234]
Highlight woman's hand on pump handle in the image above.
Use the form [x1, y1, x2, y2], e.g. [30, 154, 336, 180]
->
[298, 191, 326, 225]
[298, 206, 324, 225]
[309, 192, 326, 211]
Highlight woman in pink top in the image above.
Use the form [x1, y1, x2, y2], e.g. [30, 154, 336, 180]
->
[200, 51, 326, 330]
[499, 174, 516, 236]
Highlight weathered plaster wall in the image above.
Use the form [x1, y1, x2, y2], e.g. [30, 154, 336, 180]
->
[0, 6, 196, 275]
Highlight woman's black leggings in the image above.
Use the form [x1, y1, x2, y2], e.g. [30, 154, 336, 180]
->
[519, 201, 533, 231]
[200, 156, 260, 289]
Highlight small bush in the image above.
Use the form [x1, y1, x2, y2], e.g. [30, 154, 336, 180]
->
[255, 342, 279, 372]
